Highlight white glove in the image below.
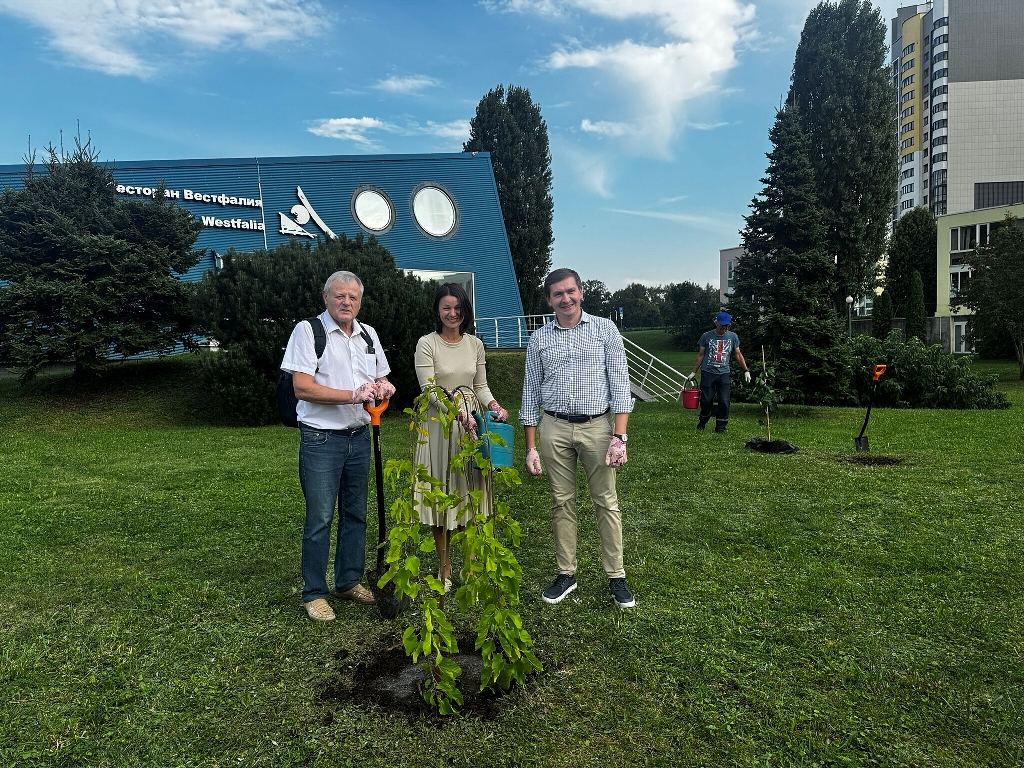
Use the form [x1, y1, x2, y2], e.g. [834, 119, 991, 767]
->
[686, 373, 697, 384]
[352, 382, 376, 403]
[525, 447, 543, 476]
[605, 437, 627, 467]
[744, 371, 752, 384]
[374, 379, 396, 400]
[487, 401, 509, 422]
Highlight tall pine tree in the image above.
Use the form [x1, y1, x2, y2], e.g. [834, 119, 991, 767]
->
[905, 270, 927, 342]
[0, 136, 202, 381]
[464, 85, 553, 314]
[733, 105, 850, 404]
[788, 0, 898, 313]
[886, 206, 937, 317]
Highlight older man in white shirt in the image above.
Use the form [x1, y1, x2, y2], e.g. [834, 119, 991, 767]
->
[280, 270, 395, 621]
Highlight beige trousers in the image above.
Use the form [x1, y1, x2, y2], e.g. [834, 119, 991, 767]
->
[538, 413, 625, 579]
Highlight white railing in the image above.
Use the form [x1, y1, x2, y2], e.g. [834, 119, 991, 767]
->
[476, 314, 689, 404]
[620, 336, 689, 403]
[475, 314, 555, 348]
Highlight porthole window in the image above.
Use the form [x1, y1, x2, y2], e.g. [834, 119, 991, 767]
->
[351, 186, 395, 234]
[412, 184, 458, 239]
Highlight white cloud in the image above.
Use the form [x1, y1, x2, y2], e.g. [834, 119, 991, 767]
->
[0, 0, 322, 77]
[557, 141, 613, 198]
[308, 117, 394, 147]
[374, 75, 441, 95]
[580, 119, 634, 137]
[497, 0, 755, 156]
[307, 117, 469, 150]
[605, 207, 739, 233]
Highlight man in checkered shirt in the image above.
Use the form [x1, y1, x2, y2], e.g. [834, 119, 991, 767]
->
[520, 268, 636, 610]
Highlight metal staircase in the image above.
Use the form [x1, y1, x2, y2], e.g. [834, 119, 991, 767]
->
[476, 314, 689, 404]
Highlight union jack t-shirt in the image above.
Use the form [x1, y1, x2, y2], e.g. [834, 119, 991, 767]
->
[698, 330, 741, 374]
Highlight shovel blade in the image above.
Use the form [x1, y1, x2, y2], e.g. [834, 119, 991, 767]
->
[854, 436, 870, 452]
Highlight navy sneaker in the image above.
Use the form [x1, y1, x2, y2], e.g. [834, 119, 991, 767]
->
[542, 574, 577, 604]
[609, 578, 636, 609]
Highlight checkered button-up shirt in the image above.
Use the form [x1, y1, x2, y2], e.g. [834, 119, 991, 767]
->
[519, 312, 633, 427]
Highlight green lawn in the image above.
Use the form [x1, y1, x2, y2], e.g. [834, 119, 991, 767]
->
[1, 355, 1022, 767]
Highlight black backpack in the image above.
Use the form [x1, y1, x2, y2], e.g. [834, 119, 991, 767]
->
[276, 318, 378, 428]
[277, 317, 327, 428]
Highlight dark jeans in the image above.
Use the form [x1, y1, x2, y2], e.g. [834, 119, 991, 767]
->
[698, 371, 731, 432]
[298, 425, 371, 601]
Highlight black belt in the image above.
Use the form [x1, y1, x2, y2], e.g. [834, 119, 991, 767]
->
[544, 409, 609, 423]
[299, 423, 367, 437]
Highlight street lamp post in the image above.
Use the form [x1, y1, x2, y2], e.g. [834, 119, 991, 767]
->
[846, 295, 854, 337]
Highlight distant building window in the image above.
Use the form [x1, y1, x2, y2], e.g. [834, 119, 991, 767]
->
[932, 68, 948, 81]
[900, 121, 915, 134]
[901, 200, 914, 211]
[901, 59, 915, 73]
[901, 153, 915, 165]
[933, 16, 948, 30]
[901, 183, 915, 195]
[901, 105, 915, 119]
[974, 181, 1024, 209]
[932, 101, 947, 115]
[932, 33, 948, 46]
[931, 151, 947, 163]
[931, 118, 948, 131]
[412, 184, 459, 238]
[932, 135, 947, 147]
[902, 43, 915, 56]
[901, 137, 915, 150]
[901, 90, 915, 104]
[932, 84, 948, 98]
[901, 74, 916, 88]
[351, 186, 395, 234]
[902, 168, 915, 180]
[932, 51, 948, 65]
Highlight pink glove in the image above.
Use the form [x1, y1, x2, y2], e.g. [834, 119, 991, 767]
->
[352, 382, 376, 403]
[605, 437, 627, 467]
[525, 447, 542, 476]
[487, 401, 509, 422]
[455, 409, 478, 440]
[374, 379, 396, 400]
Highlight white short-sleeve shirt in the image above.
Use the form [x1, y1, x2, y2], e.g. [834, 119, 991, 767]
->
[280, 311, 391, 430]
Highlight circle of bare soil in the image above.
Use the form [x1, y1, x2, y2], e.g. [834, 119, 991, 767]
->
[319, 637, 521, 721]
[836, 454, 905, 466]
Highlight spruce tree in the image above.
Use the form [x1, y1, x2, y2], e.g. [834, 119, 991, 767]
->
[886, 206, 937, 316]
[0, 136, 202, 381]
[871, 288, 893, 340]
[464, 85, 553, 314]
[788, 0, 899, 313]
[733, 105, 850, 403]
[905, 270, 927, 342]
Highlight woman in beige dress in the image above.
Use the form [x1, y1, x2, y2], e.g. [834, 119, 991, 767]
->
[414, 283, 509, 591]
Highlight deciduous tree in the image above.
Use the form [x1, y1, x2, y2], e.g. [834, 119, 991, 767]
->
[464, 85, 553, 314]
[956, 214, 1024, 378]
[788, 0, 898, 312]
[0, 136, 202, 381]
[664, 282, 720, 349]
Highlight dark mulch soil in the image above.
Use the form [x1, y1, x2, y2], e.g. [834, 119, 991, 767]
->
[319, 638, 510, 720]
[836, 454, 905, 466]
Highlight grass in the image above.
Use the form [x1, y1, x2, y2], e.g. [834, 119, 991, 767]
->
[1, 353, 1022, 767]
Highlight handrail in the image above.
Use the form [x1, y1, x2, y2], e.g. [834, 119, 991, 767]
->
[476, 314, 689, 404]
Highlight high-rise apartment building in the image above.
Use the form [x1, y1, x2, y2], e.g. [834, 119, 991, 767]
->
[892, 1, 1024, 221]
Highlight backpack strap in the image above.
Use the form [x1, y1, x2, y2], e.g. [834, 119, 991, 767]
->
[359, 328, 375, 355]
[305, 317, 327, 369]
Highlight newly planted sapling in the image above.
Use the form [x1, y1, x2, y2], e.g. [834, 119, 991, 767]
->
[378, 383, 541, 714]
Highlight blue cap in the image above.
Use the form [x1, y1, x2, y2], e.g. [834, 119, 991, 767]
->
[716, 311, 732, 325]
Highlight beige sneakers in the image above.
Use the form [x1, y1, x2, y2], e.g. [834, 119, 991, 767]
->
[304, 598, 336, 621]
[336, 584, 375, 604]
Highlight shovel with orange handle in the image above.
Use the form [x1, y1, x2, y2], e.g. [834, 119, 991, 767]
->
[854, 364, 887, 452]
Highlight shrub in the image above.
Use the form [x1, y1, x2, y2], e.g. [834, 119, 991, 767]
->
[849, 331, 1008, 409]
[192, 234, 435, 424]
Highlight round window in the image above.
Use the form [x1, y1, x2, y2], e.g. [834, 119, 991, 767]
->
[412, 185, 458, 238]
[351, 187, 394, 233]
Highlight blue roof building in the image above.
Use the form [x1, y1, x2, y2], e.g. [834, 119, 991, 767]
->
[0, 152, 523, 344]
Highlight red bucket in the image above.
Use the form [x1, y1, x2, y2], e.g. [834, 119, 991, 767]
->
[682, 388, 699, 409]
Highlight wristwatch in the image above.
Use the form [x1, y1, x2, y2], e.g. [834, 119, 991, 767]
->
[613, 433, 628, 442]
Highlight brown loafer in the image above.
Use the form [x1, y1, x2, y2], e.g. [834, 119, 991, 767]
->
[336, 584, 375, 604]
[304, 598, 336, 621]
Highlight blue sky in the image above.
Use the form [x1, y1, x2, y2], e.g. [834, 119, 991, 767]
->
[0, 0, 901, 291]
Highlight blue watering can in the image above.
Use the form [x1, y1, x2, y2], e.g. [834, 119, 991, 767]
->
[472, 410, 514, 469]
